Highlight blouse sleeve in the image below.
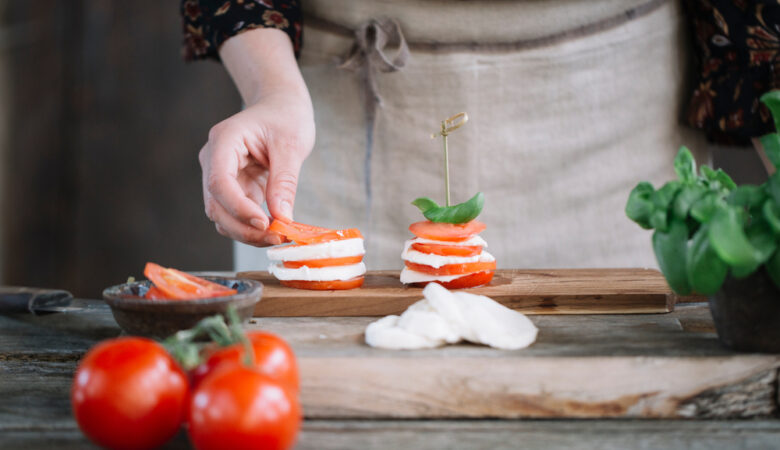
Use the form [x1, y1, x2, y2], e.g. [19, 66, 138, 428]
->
[181, 0, 302, 61]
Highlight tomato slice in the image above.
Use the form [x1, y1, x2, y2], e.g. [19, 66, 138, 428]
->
[280, 276, 364, 290]
[282, 255, 363, 268]
[269, 220, 363, 245]
[409, 220, 486, 242]
[143, 262, 237, 300]
[404, 260, 497, 276]
[410, 242, 483, 257]
[412, 271, 495, 289]
[144, 286, 172, 300]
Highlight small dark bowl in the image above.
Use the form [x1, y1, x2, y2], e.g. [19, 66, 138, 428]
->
[103, 277, 263, 339]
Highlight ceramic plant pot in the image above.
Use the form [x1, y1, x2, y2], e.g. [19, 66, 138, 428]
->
[708, 269, 780, 353]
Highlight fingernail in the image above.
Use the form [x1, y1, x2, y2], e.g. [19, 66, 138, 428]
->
[250, 218, 267, 230]
[266, 234, 283, 246]
[278, 200, 293, 221]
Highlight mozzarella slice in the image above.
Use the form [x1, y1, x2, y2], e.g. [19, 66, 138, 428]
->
[267, 238, 365, 262]
[400, 268, 468, 284]
[365, 283, 538, 351]
[410, 235, 488, 247]
[402, 241, 494, 268]
[268, 262, 366, 281]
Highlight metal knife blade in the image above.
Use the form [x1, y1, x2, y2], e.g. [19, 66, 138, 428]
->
[0, 287, 106, 315]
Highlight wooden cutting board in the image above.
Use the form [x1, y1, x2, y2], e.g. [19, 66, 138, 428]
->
[238, 268, 687, 317]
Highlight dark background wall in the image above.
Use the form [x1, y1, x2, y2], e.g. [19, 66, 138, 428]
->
[2, 1, 237, 297]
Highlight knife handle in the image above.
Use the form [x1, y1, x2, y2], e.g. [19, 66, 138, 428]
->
[0, 287, 73, 315]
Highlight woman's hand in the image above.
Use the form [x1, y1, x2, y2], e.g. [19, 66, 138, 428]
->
[200, 28, 314, 246]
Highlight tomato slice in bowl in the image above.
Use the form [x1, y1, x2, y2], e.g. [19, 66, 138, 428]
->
[411, 270, 495, 289]
[280, 277, 365, 290]
[409, 220, 486, 242]
[411, 242, 483, 257]
[143, 262, 237, 300]
[269, 220, 363, 245]
[404, 260, 496, 276]
[282, 255, 364, 268]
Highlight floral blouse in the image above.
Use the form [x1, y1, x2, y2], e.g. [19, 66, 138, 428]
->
[684, 0, 780, 144]
[180, 0, 302, 61]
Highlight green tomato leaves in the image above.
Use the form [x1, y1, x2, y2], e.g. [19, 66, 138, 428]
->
[412, 192, 484, 224]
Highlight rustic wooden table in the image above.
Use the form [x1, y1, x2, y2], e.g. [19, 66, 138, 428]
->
[1, 303, 779, 449]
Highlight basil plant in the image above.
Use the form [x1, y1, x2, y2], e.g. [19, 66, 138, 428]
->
[625, 92, 780, 295]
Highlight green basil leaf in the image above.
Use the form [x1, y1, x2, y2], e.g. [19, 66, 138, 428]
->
[691, 192, 723, 223]
[413, 192, 484, 224]
[768, 172, 780, 206]
[700, 165, 717, 182]
[674, 146, 697, 183]
[731, 218, 779, 278]
[708, 207, 763, 268]
[764, 199, 780, 234]
[652, 181, 682, 210]
[686, 223, 728, 295]
[760, 90, 780, 134]
[713, 168, 737, 191]
[652, 219, 691, 295]
[766, 249, 780, 290]
[625, 182, 656, 229]
[649, 210, 668, 232]
[673, 184, 707, 220]
[758, 133, 780, 170]
[727, 184, 766, 209]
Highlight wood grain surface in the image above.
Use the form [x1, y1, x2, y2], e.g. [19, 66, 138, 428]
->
[239, 268, 688, 316]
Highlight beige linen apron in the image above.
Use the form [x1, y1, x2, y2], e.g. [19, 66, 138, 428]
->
[234, 0, 707, 271]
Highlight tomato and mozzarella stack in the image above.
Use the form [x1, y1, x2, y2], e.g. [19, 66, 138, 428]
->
[401, 220, 495, 289]
[266, 220, 366, 290]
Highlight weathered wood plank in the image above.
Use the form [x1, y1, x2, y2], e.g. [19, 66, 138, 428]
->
[2, 306, 777, 420]
[240, 269, 675, 316]
[4, 420, 780, 450]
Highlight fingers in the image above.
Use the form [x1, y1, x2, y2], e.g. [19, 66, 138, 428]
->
[266, 146, 305, 222]
[209, 195, 283, 246]
[200, 134, 269, 230]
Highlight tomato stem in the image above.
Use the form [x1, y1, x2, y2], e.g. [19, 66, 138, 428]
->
[226, 306, 255, 367]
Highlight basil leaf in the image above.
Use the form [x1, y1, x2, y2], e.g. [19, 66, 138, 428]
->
[768, 172, 780, 206]
[727, 184, 766, 209]
[412, 192, 484, 224]
[691, 192, 722, 223]
[760, 90, 780, 135]
[708, 207, 763, 269]
[766, 249, 780, 290]
[673, 184, 706, 220]
[652, 181, 682, 210]
[759, 133, 780, 170]
[730, 218, 778, 278]
[764, 199, 780, 235]
[674, 146, 696, 183]
[625, 182, 655, 229]
[652, 219, 691, 295]
[686, 223, 728, 295]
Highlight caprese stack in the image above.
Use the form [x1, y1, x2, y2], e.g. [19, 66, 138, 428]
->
[401, 217, 495, 288]
[266, 220, 366, 290]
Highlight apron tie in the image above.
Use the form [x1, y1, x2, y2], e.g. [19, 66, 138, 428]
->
[339, 18, 409, 224]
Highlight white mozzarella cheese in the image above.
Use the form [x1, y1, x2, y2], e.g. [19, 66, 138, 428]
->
[268, 262, 366, 281]
[399, 268, 466, 284]
[402, 241, 494, 268]
[365, 283, 538, 351]
[267, 238, 365, 262]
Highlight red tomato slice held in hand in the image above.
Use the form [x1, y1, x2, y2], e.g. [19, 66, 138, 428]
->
[269, 220, 363, 245]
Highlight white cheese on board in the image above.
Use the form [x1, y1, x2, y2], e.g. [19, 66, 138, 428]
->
[365, 283, 538, 350]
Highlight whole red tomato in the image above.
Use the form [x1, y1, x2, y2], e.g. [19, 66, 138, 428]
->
[190, 331, 299, 391]
[188, 363, 301, 450]
[71, 337, 189, 450]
